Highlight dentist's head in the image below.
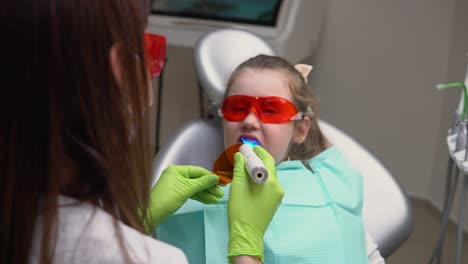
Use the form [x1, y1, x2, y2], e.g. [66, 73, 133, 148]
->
[1, 0, 158, 262]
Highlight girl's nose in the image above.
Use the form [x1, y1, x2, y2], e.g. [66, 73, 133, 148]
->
[247, 106, 260, 119]
[241, 109, 261, 129]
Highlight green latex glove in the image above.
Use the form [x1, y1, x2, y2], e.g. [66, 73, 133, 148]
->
[146, 165, 224, 232]
[227, 146, 285, 263]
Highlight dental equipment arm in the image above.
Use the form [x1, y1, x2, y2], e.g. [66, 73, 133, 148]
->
[437, 82, 467, 134]
[429, 81, 467, 264]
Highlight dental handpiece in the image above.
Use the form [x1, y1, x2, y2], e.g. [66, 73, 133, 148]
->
[239, 144, 269, 184]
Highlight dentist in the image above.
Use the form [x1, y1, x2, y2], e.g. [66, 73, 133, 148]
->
[0, 1, 283, 263]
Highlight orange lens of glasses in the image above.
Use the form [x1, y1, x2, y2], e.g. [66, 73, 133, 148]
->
[220, 95, 299, 123]
[144, 33, 166, 78]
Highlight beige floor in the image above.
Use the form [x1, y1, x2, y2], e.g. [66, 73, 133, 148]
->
[387, 198, 468, 263]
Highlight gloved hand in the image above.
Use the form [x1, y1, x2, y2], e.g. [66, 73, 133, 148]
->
[146, 165, 224, 232]
[227, 146, 284, 263]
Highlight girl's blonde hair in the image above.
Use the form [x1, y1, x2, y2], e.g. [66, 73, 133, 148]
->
[225, 54, 330, 160]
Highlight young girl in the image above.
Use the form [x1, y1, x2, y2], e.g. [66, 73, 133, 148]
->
[157, 55, 385, 263]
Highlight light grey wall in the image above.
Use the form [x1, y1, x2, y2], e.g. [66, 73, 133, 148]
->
[309, 0, 455, 198]
[308, 0, 468, 229]
[156, 0, 468, 226]
[156, 46, 200, 148]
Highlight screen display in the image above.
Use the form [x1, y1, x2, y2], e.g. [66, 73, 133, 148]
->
[151, 0, 283, 27]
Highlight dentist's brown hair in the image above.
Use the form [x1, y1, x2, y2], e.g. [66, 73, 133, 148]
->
[0, 0, 154, 263]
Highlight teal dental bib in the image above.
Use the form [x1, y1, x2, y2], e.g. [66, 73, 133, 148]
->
[157, 146, 369, 264]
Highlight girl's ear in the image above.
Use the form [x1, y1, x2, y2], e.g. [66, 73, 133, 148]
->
[293, 116, 311, 144]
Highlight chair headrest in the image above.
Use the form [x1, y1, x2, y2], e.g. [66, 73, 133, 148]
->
[194, 28, 276, 104]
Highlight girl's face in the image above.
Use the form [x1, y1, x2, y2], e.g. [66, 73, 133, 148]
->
[223, 69, 307, 163]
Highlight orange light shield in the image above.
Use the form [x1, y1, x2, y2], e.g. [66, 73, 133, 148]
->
[212, 143, 241, 184]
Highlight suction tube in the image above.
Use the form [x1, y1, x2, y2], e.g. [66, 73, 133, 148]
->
[239, 144, 269, 184]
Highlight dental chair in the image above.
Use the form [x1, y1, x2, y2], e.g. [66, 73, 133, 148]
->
[152, 28, 413, 258]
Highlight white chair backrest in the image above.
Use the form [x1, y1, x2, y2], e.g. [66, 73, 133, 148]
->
[194, 28, 275, 105]
[319, 121, 413, 257]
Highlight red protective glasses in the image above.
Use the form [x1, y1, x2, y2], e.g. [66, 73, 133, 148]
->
[144, 33, 166, 78]
[219, 95, 307, 124]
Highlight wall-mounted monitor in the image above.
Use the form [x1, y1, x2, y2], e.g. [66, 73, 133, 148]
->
[147, 0, 327, 62]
